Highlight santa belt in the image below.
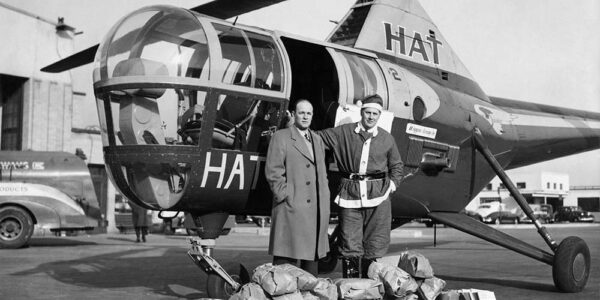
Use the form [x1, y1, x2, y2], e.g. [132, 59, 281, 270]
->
[342, 172, 387, 181]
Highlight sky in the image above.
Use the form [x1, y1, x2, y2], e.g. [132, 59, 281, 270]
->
[4, 0, 599, 186]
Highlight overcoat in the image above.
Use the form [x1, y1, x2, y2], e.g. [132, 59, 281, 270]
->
[265, 127, 330, 260]
[130, 201, 149, 227]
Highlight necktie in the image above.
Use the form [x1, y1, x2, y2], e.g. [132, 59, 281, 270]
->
[305, 133, 312, 143]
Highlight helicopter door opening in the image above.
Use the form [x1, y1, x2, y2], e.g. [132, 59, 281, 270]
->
[326, 49, 392, 132]
[280, 37, 339, 130]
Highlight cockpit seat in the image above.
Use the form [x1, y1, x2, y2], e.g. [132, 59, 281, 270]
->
[112, 58, 168, 145]
[113, 57, 168, 98]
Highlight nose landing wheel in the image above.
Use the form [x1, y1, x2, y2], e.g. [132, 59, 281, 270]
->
[188, 238, 250, 299]
[552, 236, 590, 292]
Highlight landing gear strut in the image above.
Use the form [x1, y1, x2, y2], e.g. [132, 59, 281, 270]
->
[188, 238, 248, 298]
[473, 128, 590, 292]
[187, 212, 249, 298]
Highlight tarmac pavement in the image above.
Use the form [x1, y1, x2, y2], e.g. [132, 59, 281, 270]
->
[0, 223, 598, 299]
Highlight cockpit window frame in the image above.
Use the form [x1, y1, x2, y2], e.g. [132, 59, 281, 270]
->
[93, 7, 292, 151]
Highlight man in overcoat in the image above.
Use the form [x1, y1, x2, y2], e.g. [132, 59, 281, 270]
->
[130, 200, 149, 243]
[265, 100, 330, 276]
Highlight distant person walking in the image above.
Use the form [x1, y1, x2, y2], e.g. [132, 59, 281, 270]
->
[129, 201, 149, 243]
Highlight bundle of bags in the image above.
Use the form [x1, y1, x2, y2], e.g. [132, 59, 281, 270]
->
[365, 251, 446, 300]
[229, 251, 493, 300]
[229, 263, 337, 300]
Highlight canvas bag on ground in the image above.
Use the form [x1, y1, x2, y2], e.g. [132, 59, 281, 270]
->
[228, 282, 270, 300]
[417, 276, 446, 300]
[397, 251, 434, 279]
[367, 262, 419, 298]
[278, 264, 319, 291]
[334, 278, 383, 300]
[305, 278, 337, 300]
[271, 290, 304, 300]
[252, 263, 298, 296]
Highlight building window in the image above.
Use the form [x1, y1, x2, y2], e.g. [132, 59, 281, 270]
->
[480, 197, 500, 203]
[553, 183, 557, 189]
[486, 183, 492, 191]
[578, 197, 599, 212]
[0, 75, 26, 150]
[516, 182, 526, 189]
[499, 183, 506, 189]
[547, 182, 550, 189]
[560, 184, 563, 190]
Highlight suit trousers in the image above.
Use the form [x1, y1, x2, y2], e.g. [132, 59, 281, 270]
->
[338, 199, 391, 259]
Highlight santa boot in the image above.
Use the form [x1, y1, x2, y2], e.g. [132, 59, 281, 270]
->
[342, 257, 360, 278]
[361, 258, 376, 278]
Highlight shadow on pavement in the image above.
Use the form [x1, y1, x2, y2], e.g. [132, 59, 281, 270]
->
[27, 238, 98, 247]
[437, 274, 556, 292]
[106, 236, 142, 243]
[10, 247, 268, 299]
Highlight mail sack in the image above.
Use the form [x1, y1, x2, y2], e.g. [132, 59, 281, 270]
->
[278, 263, 319, 291]
[334, 278, 383, 300]
[228, 282, 270, 300]
[252, 263, 298, 296]
[397, 251, 434, 279]
[417, 276, 446, 300]
[367, 262, 419, 298]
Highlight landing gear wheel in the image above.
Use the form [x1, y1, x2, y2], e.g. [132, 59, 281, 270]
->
[318, 251, 338, 274]
[206, 264, 247, 299]
[207, 273, 239, 298]
[552, 236, 590, 292]
[0, 206, 34, 249]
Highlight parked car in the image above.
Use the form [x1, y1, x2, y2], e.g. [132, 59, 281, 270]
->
[483, 211, 521, 224]
[475, 202, 521, 224]
[461, 209, 482, 221]
[519, 204, 554, 224]
[554, 206, 595, 223]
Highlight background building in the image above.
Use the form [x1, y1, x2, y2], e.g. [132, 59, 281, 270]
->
[0, 2, 113, 231]
[469, 171, 600, 221]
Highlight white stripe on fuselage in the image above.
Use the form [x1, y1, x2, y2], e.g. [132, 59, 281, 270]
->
[511, 113, 600, 129]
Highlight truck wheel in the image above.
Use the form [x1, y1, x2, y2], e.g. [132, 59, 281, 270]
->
[0, 206, 34, 249]
[553, 236, 590, 292]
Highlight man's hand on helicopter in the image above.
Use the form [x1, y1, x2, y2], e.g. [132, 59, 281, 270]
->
[284, 110, 294, 128]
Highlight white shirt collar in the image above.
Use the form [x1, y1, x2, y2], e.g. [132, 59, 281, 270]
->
[354, 122, 378, 137]
[294, 125, 309, 136]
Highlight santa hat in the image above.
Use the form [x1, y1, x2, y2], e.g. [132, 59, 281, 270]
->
[361, 94, 383, 111]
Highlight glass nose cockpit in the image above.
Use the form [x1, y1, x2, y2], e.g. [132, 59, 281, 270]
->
[92, 6, 288, 210]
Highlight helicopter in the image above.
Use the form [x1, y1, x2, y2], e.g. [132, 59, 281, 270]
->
[40, 0, 599, 298]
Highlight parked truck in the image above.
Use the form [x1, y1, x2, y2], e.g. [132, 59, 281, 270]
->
[0, 151, 100, 248]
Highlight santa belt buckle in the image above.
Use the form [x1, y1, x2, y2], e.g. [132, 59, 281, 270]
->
[348, 173, 385, 180]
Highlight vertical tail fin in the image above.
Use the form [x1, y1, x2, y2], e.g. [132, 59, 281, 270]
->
[328, 0, 483, 97]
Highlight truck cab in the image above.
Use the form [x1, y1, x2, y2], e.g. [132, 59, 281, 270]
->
[0, 151, 100, 248]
